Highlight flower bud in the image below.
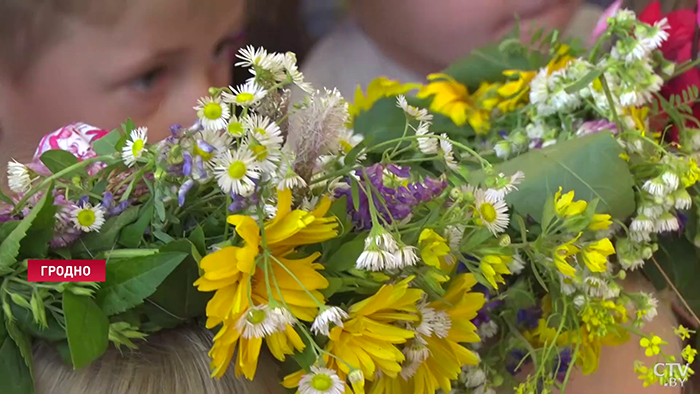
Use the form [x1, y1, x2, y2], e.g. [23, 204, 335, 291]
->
[9, 293, 31, 310]
[348, 370, 364, 384]
[449, 188, 462, 201]
[498, 234, 511, 246]
[618, 270, 627, 280]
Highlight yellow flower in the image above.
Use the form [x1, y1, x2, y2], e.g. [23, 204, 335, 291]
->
[580, 238, 615, 273]
[369, 274, 485, 394]
[497, 70, 537, 112]
[480, 255, 512, 289]
[227, 188, 339, 274]
[327, 276, 423, 379]
[640, 334, 666, 357]
[553, 234, 581, 277]
[468, 82, 502, 134]
[418, 229, 451, 270]
[683, 345, 698, 364]
[547, 45, 574, 74]
[682, 157, 700, 188]
[588, 214, 612, 231]
[635, 362, 660, 387]
[674, 325, 693, 340]
[625, 106, 650, 137]
[349, 77, 421, 120]
[554, 187, 588, 217]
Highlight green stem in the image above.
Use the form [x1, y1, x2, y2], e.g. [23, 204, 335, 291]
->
[269, 255, 325, 309]
[599, 74, 624, 133]
[101, 249, 159, 259]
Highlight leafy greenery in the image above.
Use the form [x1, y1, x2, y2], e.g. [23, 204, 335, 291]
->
[71, 206, 140, 257]
[119, 199, 154, 248]
[92, 129, 124, 156]
[63, 292, 109, 369]
[39, 150, 87, 178]
[0, 188, 52, 270]
[0, 310, 33, 394]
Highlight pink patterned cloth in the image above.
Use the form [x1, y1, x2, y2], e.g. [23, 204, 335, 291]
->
[590, 0, 623, 45]
[28, 123, 110, 176]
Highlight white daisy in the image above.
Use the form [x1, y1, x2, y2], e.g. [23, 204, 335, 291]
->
[7, 160, 32, 193]
[485, 171, 524, 202]
[478, 320, 498, 339]
[195, 130, 232, 164]
[573, 295, 587, 309]
[415, 121, 438, 154]
[271, 306, 297, 328]
[213, 149, 260, 195]
[392, 245, 419, 269]
[276, 161, 306, 191]
[356, 248, 394, 271]
[674, 189, 692, 210]
[336, 128, 364, 155]
[194, 96, 230, 131]
[397, 95, 433, 122]
[493, 140, 512, 159]
[310, 306, 348, 336]
[474, 189, 509, 235]
[529, 69, 550, 105]
[463, 367, 487, 388]
[236, 305, 282, 339]
[413, 303, 451, 339]
[71, 203, 106, 232]
[474, 384, 496, 394]
[642, 178, 666, 197]
[399, 361, 422, 380]
[559, 273, 577, 295]
[282, 52, 314, 93]
[640, 292, 659, 322]
[245, 113, 284, 146]
[223, 80, 267, 107]
[639, 204, 664, 219]
[248, 142, 281, 174]
[226, 115, 247, 138]
[235, 45, 281, 71]
[122, 127, 148, 167]
[662, 171, 679, 191]
[641, 18, 670, 51]
[298, 367, 345, 394]
[630, 215, 654, 233]
[654, 212, 679, 233]
[507, 251, 527, 275]
[439, 134, 458, 170]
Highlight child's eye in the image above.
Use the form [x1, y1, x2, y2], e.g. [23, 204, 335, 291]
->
[130, 65, 168, 92]
[213, 32, 245, 61]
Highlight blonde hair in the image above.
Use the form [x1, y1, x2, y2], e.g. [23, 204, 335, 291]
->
[33, 325, 285, 394]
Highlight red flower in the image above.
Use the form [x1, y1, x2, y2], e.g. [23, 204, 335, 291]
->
[639, 0, 700, 143]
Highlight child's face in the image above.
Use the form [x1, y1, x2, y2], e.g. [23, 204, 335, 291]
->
[354, 0, 581, 75]
[0, 0, 245, 163]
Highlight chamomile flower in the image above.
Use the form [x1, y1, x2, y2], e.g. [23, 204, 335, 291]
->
[71, 203, 106, 232]
[403, 342, 431, 363]
[122, 127, 148, 167]
[236, 305, 282, 339]
[194, 130, 232, 163]
[248, 140, 282, 174]
[213, 149, 260, 195]
[662, 171, 679, 191]
[298, 367, 345, 394]
[654, 212, 679, 233]
[639, 204, 664, 219]
[414, 303, 451, 338]
[310, 306, 348, 336]
[245, 114, 284, 146]
[226, 115, 247, 138]
[282, 52, 314, 93]
[235, 45, 279, 70]
[392, 245, 419, 269]
[440, 133, 458, 170]
[485, 171, 525, 202]
[223, 80, 267, 107]
[415, 121, 438, 154]
[397, 94, 433, 122]
[474, 189, 509, 235]
[630, 230, 652, 243]
[194, 96, 230, 131]
[275, 160, 306, 191]
[7, 160, 32, 193]
[463, 367, 487, 388]
[507, 251, 527, 275]
[674, 189, 692, 210]
[639, 293, 659, 323]
[640, 18, 670, 52]
[630, 215, 654, 233]
[336, 128, 364, 156]
[642, 178, 666, 197]
[356, 247, 395, 271]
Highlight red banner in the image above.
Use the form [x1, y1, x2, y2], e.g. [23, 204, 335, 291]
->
[27, 260, 106, 282]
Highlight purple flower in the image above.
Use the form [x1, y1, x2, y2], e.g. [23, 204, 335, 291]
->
[506, 349, 530, 375]
[101, 192, 114, 209]
[196, 139, 216, 155]
[576, 119, 618, 137]
[193, 155, 208, 180]
[182, 151, 193, 177]
[555, 348, 573, 381]
[387, 164, 410, 178]
[178, 180, 195, 207]
[517, 306, 543, 330]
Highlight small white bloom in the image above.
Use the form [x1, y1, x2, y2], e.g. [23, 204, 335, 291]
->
[121, 127, 148, 167]
[640, 293, 659, 322]
[356, 249, 395, 271]
[654, 212, 679, 233]
[392, 245, 419, 269]
[236, 305, 282, 339]
[642, 178, 667, 197]
[282, 52, 314, 93]
[630, 215, 654, 233]
[415, 121, 438, 154]
[414, 303, 452, 339]
[311, 306, 348, 336]
[276, 162, 307, 191]
[463, 367, 486, 388]
[194, 96, 230, 131]
[397, 95, 433, 122]
[235, 45, 282, 71]
[403, 342, 431, 363]
[485, 171, 524, 202]
[223, 80, 267, 107]
[573, 294, 586, 309]
[674, 189, 692, 210]
[559, 273, 577, 295]
[529, 70, 550, 106]
[662, 172, 679, 191]
[641, 18, 670, 51]
[639, 204, 664, 219]
[71, 203, 106, 232]
[399, 361, 421, 380]
[7, 160, 32, 193]
[439, 134, 458, 170]
[494, 140, 512, 159]
[298, 366, 345, 394]
[245, 113, 284, 146]
[336, 128, 364, 156]
[444, 225, 465, 252]
[507, 251, 527, 275]
[629, 231, 652, 243]
[474, 189, 510, 235]
[213, 148, 260, 195]
[478, 320, 498, 339]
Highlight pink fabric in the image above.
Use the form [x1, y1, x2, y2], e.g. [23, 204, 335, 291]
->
[28, 123, 109, 176]
[590, 0, 623, 45]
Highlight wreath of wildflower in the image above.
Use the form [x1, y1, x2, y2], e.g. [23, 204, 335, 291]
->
[2, 5, 700, 394]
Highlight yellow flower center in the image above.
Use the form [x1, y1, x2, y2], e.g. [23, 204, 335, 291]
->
[236, 92, 255, 103]
[254, 127, 267, 135]
[77, 209, 96, 227]
[203, 103, 222, 120]
[228, 122, 244, 136]
[228, 161, 247, 179]
[247, 309, 266, 325]
[340, 140, 353, 153]
[132, 139, 144, 157]
[311, 374, 333, 391]
[251, 145, 268, 161]
[480, 203, 497, 223]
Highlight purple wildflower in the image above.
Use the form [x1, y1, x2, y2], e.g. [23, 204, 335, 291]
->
[517, 306, 543, 330]
[182, 151, 193, 177]
[178, 180, 195, 207]
[386, 164, 410, 178]
[193, 155, 208, 180]
[196, 139, 216, 155]
[555, 348, 573, 381]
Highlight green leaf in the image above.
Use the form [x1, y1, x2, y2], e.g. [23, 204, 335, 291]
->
[461, 228, 495, 253]
[353, 97, 405, 146]
[472, 132, 635, 222]
[445, 44, 538, 91]
[93, 128, 123, 156]
[19, 191, 56, 258]
[11, 303, 65, 341]
[320, 277, 343, 299]
[63, 292, 109, 369]
[0, 189, 14, 206]
[564, 69, 603, 94]
[119, 199, 154, 248]
[644, 237, 700, 317]
[344, 140, 366, 165]
[0, 311, 33, 394]
[324, 234, 367, 273]
[0, 188, 51, 269]
[152, 230, 175, 243]
[188, 225, 207, 258]
[71, 206, 139, 257]
[39, 150, 87, 178]
[4, 318, 33, 377]
[291, 326, 316, 372]
[147, 241, 211, 320]
[95, 252, 188, 315]
[350, 178, 361, 212]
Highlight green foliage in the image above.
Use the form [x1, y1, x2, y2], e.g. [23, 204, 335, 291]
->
[119, 199, 154, 248]
[0, 310, 33, 394]
[4, 318, 33, 377]
[472, 132, 636, 222]
[93, 129, 124, 156]
[71, 206, 140, 257]
[39, 150, 87, 178]
[95, 252, 188, 315]
[63, 292, 109, 369]
[0, 188, 52, 270]
[19, 191, 56, 258]
[323, 234, 367, 273]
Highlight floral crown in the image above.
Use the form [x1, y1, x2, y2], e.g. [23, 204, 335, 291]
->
[2, 3, 700, 394]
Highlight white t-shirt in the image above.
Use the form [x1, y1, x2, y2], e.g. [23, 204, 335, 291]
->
[299, 4, 605, 100]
